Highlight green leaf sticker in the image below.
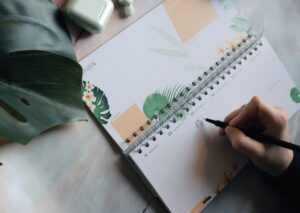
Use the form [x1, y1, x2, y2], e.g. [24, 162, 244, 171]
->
[82, 81, 111, 124]
[290, 87, 300, 103]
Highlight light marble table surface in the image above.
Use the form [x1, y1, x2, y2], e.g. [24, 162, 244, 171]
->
[1, 1, 300, 213]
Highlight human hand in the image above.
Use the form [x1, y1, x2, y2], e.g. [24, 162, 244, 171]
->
[219, 96, 293, 176]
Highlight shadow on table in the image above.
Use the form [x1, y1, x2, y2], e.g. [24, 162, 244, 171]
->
[204, 162, 300, 213]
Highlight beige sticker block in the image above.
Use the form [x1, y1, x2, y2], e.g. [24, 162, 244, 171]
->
[112, 104, 150, 143]
[164, 0, 217, 43]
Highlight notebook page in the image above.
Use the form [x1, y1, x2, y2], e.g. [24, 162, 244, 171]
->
[80, 5, 200, 151]
[79, 3, 299, 212]
[128, 38, 299, 213]
[80, 5, 251, 152]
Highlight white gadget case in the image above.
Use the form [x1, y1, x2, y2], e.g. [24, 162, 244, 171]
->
[64, 0, 114, 34]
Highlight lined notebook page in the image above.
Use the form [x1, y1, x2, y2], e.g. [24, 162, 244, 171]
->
[80, 5, 253, 151]
[129, 38, 299, 213]
[80, 5, 199, 151]
[80, 4, 299, 212]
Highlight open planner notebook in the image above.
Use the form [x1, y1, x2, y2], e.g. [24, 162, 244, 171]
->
[80, 3, 299, 213]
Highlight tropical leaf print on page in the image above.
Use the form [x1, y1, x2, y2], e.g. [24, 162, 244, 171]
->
[149, 27, 205, 72]
[82, 81, 111, 124]
[143, 93, 169, 120]
[149, 27, 189, 58]
[143, 85, 186, 121]
[291, 87, 300, 103]
[230, 14, 253, 34]
[216, 0, 237, 10]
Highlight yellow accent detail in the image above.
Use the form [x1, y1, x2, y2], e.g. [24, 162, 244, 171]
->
[112, 104, 150, 143]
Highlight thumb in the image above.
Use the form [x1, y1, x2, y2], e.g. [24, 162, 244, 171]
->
[225, 126, 265, 159]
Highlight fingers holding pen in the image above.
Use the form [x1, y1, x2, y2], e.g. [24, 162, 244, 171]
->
[222, 96, 272, 127]
[229, 96, 264, 126]
[218, 105, 245, 136]
[219, 96, 288, 139]
[225, 126, 265, 160]
[218, 96, 292, 176]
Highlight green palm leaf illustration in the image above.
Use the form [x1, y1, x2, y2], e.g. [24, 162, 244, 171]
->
[150, 27, 206, 71]
[161, 85, 185, 102]
[82, 81, 111, 124]
[153, 27, 186, 50]
[290, 87, 300, 103]
[143, 93, 169, 120]
[143, 85, 186, 120]
[230, 15, 252, 33]
[149, 27, 188, 58]
[217, 0, 236, 10]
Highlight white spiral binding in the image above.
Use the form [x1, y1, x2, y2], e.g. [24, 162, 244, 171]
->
[124, 34, 263, 155]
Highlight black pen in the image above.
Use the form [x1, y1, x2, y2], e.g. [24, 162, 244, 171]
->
[205, 118, 300, 152]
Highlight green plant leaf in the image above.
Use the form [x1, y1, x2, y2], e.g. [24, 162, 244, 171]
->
[0, 0, 86, 144]
[0, 51, 86, 144]
[0, 0, 76, 61]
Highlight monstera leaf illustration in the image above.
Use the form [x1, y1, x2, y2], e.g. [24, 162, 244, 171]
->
[82, 81, 111, 124]
[290, 87, 300, 103]
[0, 0, 86, 144]
[143, 85, 185, 120]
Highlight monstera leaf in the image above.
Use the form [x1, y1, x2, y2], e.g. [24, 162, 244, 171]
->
[0, 0, 86, 144]
[82, 81, 111, 125]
